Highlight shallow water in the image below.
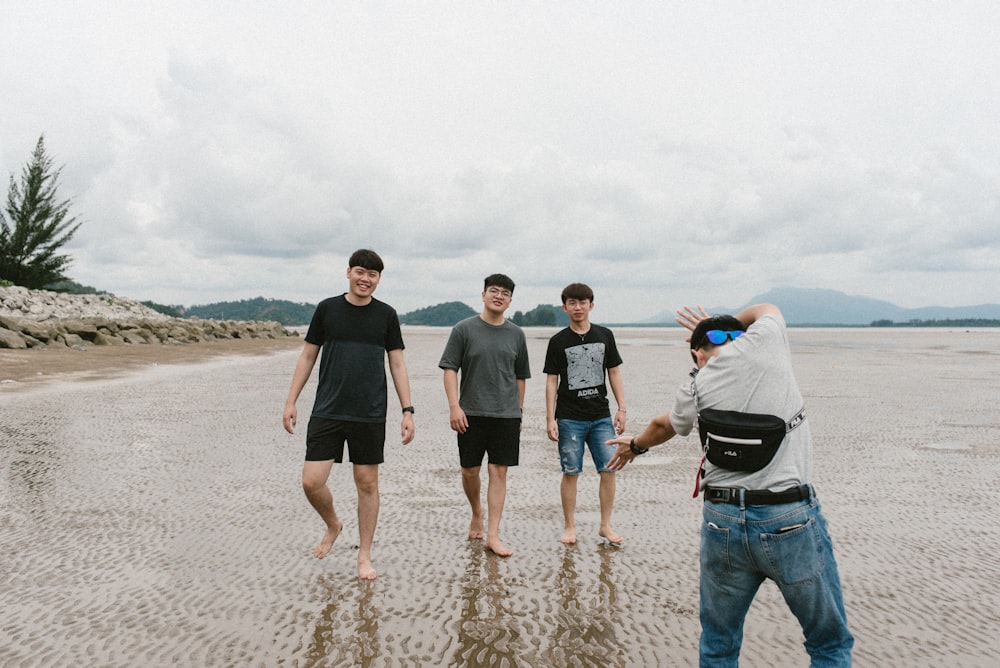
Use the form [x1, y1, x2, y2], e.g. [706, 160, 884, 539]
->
[1, 327, 999, 666]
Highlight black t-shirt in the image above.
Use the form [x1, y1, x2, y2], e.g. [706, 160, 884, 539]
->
[305, 295, 404, 422]
[543, 324, 622, 421]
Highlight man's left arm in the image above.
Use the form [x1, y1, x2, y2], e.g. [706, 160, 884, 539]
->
[607, 365, 627, 434]
[515, 332, 530, 428]
[387, 348, 415, 445]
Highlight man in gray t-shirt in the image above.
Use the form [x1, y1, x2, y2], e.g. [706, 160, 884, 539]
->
[439, 273, 530, 557]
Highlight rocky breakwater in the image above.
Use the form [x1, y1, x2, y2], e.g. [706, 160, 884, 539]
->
[0, 286, 297, 349]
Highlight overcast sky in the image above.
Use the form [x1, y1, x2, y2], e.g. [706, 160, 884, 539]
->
[3, 2, 998, 322]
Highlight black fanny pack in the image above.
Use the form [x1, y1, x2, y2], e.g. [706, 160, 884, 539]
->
[698, 408, 804, 472]
[691, 370, 805, 473]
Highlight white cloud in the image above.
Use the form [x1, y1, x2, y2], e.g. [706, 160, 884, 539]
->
[2, 2, 999, 321]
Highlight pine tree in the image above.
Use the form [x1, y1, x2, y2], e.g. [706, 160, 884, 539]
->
[0, 135, 82, 288]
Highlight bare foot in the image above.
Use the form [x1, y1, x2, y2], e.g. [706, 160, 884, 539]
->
[358, 557, 378, 580]
[468, 516, 484, 541]
[313, 522, 344, 559]
[484, 539, 513, 557]
[560, 527, 577, 545]
[599, 529, 624, 547]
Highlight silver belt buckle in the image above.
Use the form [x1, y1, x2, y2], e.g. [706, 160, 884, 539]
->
[708, 487, 734, 502]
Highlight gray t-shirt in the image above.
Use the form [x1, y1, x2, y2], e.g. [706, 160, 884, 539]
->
[669, 314, 812, 492]
[438, 315, 531, 419]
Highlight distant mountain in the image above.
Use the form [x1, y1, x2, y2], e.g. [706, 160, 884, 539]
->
[400, 301, 476, 326]
[645, 287, 1000, 326]
[400, 302, 572, 327]
[184, 297, 316, 326]
[511, 304, 570, 327]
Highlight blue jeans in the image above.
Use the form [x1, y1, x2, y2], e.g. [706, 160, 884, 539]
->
[556, 417, 616, 474]
[699, 487, 853, 667]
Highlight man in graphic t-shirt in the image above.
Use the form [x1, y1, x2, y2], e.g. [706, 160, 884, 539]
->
[544, 283, 627, 547]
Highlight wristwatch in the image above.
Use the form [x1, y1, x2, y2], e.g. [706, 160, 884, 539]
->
[629, 438, 648, 456]
[402, 406, 415, 414]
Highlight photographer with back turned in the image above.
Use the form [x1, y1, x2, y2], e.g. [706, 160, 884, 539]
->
[608, 303, 853, 667]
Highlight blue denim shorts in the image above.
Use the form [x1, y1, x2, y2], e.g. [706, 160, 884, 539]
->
[557, 417, 616, 474]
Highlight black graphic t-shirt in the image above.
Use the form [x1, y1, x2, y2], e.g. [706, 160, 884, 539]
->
[543, 324, 622, 421]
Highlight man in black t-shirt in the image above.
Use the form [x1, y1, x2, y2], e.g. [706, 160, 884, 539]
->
[543, 283, 627, 547]
[282, 249, 415, 580]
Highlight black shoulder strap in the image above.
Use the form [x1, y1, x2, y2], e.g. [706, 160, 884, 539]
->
[786, 409, 806, 432]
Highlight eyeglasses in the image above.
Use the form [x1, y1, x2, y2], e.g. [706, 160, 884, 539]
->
[486, 287, 512, 299]
[698, 329, 745, 346]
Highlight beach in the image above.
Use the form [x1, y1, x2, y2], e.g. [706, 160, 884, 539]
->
[1, 326, 998, 667]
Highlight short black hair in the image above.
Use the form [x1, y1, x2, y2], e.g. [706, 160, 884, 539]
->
[690, 315, 744, 350]
[560, 283, 594, 303]
[483, 273, 515, 293]
[348, 249, 384, 273]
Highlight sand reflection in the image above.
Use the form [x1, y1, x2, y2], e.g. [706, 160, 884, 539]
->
[453, 545, 523, 666]
[546, 545, 625, 666]
[306, 578, 381, 666]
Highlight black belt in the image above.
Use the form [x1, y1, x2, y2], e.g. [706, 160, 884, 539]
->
[704, 484, 812, 506]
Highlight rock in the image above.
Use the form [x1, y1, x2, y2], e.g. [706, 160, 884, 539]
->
[120, 328, 155, 344]
[0, 315, 55, 342]
[60, 319, 100, 341]
[92, 331, 126, 346]
[0, 285, 170, 322]
[0, 327, 27, 349]
[58, 333, 85, 348]
[0, 286, 299, 349]
[19, 320, 55, 343]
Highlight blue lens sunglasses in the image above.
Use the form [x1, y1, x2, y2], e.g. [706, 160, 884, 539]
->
[701, 329, 745, 346]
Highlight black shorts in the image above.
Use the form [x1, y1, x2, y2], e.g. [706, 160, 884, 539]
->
[458, 416, 521, 468]
[306, 417, 385, 465]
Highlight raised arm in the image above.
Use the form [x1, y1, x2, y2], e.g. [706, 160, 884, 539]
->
[733, 303, 784, 329]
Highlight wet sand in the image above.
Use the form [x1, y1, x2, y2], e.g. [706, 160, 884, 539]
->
[1, 327, 998, 666]
[0, 336, 303, 388]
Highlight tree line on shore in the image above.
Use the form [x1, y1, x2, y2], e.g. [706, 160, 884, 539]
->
[12, 277, 1000, 329]
[160, 298, 571, 328]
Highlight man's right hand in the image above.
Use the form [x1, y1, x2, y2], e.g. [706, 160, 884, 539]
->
[449, 405, 469, 434]
[676, 304, 711, 332]
[282, 404, 297, 434]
